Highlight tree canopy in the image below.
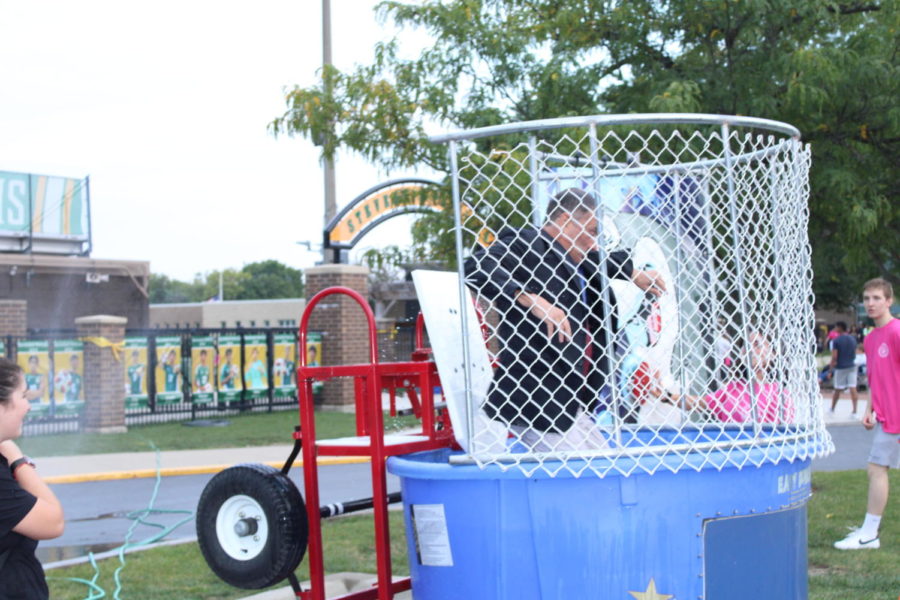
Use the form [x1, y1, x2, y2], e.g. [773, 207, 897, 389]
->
[149, 260, 304, 304]
[272, 0, 899, 307]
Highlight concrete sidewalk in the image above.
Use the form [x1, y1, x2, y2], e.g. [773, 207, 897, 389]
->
[39, 444, 368, 484]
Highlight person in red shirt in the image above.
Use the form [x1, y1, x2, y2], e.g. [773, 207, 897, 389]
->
[835, 278, 900, 550]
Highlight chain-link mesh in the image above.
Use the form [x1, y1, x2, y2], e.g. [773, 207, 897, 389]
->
[436, 115, 833, 477]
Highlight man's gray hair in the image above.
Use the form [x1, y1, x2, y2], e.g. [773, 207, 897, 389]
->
[546, 187, 598, 221]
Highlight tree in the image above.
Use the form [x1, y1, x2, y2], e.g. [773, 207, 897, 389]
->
[271, 0, 899, 307]
[149, 273, 203, 304]
[234, 260, 304, 300]
[198, 268, 246, 302]
[149, 261, 305, 303]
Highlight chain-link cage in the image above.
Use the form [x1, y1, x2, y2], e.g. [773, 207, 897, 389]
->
[430, 114, 833, 478]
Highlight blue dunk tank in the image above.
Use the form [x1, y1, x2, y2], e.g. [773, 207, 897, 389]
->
[388, 115, 833, 599]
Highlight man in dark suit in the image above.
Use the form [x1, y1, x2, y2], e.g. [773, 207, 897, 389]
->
[464, 187, 665, 451]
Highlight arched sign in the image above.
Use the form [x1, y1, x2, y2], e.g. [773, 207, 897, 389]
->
[324, 178, 444, 252]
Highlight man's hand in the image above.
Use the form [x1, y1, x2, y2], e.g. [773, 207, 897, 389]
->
[517, 291, 572, 343]
[632, 269, 667, 297]
[862, 409, 876, 430]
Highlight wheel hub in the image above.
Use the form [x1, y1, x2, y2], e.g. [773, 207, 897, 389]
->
[216, 494, 269, 561]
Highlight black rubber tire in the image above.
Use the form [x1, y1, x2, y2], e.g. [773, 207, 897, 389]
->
[196, 463, 308, 589]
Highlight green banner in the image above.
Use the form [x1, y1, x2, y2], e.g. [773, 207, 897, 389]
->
[155, 336, 183, 404]
[125, 337, 149, 409]
[52, 339, 84, 414]
[273, 332, 297, 396]
[191, 336, 215, 404]
[18, 340, 50, 413]
[243, 334, 268, 400]
[217, 334, 242, 403]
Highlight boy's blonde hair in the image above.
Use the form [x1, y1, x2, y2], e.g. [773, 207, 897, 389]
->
[863, 277, 894, 300]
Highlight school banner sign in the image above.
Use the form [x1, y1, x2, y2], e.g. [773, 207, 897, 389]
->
[273, 332, 298, 399]
[325, 178, 443, 250]
[243, 334, 268, 400]
[217, 335, 242, 403]
[0, 170, 91, 255]
[124, 337, 149, 409]
[191, 336, 216, 404]
[53, 339, 84, 414]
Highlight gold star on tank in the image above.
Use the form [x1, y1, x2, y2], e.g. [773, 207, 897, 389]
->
[627, 578, 673, 600]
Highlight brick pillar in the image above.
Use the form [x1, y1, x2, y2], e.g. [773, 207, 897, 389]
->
[304, 264, 370, 410]
[76, 315, 127, 433]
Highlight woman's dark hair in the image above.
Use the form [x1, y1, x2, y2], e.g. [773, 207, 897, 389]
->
[0, 358, 24, 405]
[726, 331, 772, 380]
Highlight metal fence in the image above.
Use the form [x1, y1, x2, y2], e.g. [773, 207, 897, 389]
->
[16, 328, 310, 437]
[429, 113, 833, 477]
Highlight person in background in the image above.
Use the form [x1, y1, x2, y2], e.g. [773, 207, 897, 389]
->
[245, 348, 266, 390]
[194, 350, 212, 393]
[835, 278, 900, 550]
[160, 350, 181, 393]
[306, 345, 320, 368]
[651, 331, 793, 424]
[829, 321, 860, 417]
[280, 345, 296, 386]
[23, 356, 44, 403]
[0, 358, 65, 599]
[127, 350, 145, 395]
[220, 348, 237, 390]
[62, 355, 82, 403]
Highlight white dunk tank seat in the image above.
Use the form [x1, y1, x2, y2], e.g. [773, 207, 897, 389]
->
[412, 270, 508, 454]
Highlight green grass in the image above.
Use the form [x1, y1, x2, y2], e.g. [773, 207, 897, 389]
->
[807, 470, 900, 599]
[19, 410, 420, 457]
[46, 511, 409, 600]
[43, 470, 900, 599]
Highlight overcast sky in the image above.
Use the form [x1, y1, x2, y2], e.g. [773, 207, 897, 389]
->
[0, 0, 434, 281]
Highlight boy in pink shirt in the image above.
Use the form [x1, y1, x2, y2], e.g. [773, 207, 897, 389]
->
[835, 278, 900, 550]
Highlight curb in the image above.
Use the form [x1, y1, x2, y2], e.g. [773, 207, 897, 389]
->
[44, 456, 370, 485]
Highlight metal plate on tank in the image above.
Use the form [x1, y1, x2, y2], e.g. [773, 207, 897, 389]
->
[704, 506, 808, 600]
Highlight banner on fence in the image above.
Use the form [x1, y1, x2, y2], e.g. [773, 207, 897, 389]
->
[217, 335, 242, 403]
[155, 336, 182, 404]
[124, 337, 149, 409]
[52, 339, 84, 414]
[273, 332, 297, 397]
[191, 336, 215, 404]
[244, 334, 268, 400]
[18, 340, 50, 412]
[305, 332, 323, 394]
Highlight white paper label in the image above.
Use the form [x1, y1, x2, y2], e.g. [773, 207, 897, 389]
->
[411, 504, 454, 567]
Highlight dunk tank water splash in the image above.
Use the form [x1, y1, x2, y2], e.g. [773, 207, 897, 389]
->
[390, 114, 833, 599]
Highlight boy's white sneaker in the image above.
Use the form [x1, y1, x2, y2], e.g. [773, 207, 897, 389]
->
[834, 529, 880, 550]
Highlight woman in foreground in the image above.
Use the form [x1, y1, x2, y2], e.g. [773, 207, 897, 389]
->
[0, 358, 64, 599]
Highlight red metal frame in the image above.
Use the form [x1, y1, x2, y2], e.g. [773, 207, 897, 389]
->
[295, 286, 454, 600]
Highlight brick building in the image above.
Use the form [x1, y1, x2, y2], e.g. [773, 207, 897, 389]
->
[0, 253, 149, 332]
[149, 297, 306, 330]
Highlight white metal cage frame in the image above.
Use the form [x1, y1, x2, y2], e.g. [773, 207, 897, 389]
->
[427, 113, 833, 478]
